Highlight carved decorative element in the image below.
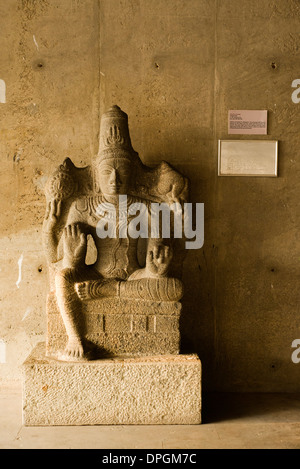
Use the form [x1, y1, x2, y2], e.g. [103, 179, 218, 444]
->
[104, 125, 125, 146]
[44, 158, 76, 200]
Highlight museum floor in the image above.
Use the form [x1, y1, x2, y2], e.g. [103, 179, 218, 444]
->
[1, 384, 300, 449]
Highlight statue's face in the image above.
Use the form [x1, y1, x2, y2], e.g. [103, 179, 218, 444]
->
[98, 158, 132, 196]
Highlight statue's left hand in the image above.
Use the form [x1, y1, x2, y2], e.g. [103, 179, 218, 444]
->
[62, 224, 87, 269]
[146, 241, 173, 278]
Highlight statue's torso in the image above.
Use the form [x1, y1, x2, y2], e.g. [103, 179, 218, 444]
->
[66, 194, 148, 279]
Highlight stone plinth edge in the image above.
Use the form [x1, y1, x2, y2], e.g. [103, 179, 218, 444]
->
[22, 343, 201, 425]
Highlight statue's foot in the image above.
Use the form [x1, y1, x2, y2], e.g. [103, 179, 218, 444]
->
[75, 279, 120, 301]
[65, 337, 84, 358]
[75, 281, 93, 301]
[57, 337, 91, 362]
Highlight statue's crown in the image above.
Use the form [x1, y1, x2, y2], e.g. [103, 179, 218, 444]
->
[97, 105, 138, 163]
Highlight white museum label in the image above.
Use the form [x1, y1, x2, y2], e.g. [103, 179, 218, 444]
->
[218, 140, 278, 177]
[228, 110, 267, 135]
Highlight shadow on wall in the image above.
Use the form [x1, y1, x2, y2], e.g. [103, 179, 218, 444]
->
[180, 246, 216, 389]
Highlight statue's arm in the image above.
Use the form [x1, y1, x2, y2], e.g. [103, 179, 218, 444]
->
[42, 199, 63, 264]
[42, 198, 86, 265]
[60, 199, 92, 269]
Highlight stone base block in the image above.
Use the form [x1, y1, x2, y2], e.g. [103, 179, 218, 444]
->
[22, 343, 201, 426]
[46, 293, 181, 357]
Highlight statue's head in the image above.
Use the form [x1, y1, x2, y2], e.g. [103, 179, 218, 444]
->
[98, 158, 132, 196]
[97, 105, 139, 198]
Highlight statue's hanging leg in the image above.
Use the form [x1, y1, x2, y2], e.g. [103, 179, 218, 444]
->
[55, 267, 96, 360]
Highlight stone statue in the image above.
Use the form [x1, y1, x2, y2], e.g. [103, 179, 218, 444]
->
[43, 105, 189, 361]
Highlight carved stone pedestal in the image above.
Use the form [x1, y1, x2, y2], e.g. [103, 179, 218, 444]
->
[22, 343, 201, 426]
[46, 294, 182, 358]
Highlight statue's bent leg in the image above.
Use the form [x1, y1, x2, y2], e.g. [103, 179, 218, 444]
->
[75, 276, 184, 302]
[121, 277, 184, 302]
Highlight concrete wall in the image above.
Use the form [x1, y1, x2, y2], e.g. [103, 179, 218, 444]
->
[1, 0, 300, 391]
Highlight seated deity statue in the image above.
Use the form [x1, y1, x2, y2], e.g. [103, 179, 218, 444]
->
[42, 105, 189, 361]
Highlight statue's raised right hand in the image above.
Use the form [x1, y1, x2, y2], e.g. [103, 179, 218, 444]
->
[62, 223, 87, 269]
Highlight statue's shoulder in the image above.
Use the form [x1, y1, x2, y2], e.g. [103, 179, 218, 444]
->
[44, 157, 99, 224]
[44, 158, 94, 202]
[132, 160, 189, 205]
